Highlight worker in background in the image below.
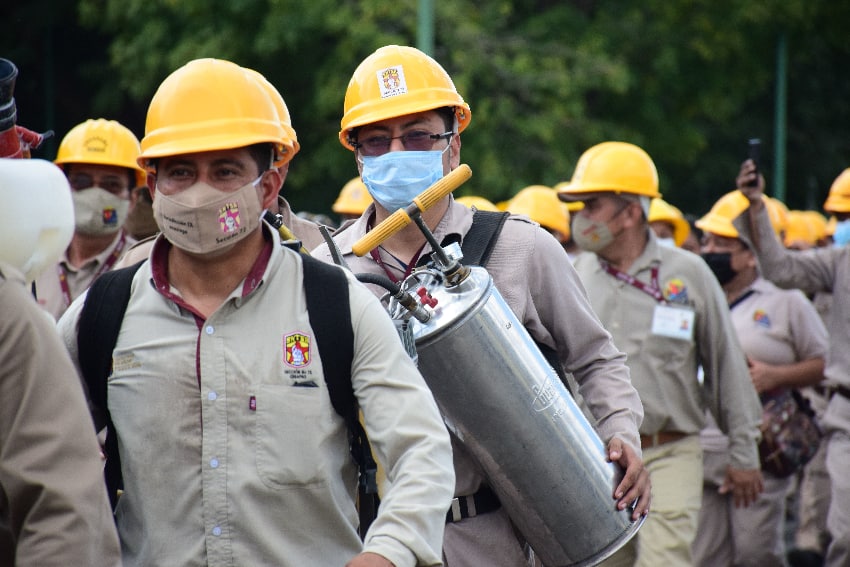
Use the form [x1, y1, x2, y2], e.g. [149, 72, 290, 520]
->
[647, 197, 690, 249]
[333, 176, 375, 224]
[34, 119, 145, 320]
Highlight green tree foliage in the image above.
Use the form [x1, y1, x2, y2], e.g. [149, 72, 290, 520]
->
[4, 0, 849, 220]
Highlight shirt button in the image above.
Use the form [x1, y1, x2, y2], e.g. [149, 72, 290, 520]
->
[212, 526, 222, 536]
[205, 325, 215, 335]
[208, 391, 217, 401]
[210, 458, 219, 469]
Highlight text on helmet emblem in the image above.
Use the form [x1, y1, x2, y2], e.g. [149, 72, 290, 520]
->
[377, 65, 408, 99]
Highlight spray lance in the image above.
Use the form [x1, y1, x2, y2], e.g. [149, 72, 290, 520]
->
[349, 163, 644, 567]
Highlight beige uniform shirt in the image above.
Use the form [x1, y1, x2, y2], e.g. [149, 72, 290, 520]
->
[0, 263, 121, 567]
[34, 230, 135, 320]
[735, 206, 850, 434]
[573, 231, 762, 469]
[58, 229, 454, 567]
[313, 200, 643, 563]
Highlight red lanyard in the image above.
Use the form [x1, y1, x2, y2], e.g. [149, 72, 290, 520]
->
[58, 233, 127, 308]
[599, 259, 666, 303]
[369, 245, 425, 284]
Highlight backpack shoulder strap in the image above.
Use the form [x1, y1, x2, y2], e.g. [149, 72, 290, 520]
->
[300, 254, 378, 537]
[460, 210, 510, 267]
[76, 260, 144, 508]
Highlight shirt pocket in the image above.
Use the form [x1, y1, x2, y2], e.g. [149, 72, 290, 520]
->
[255, 384, 327, 489]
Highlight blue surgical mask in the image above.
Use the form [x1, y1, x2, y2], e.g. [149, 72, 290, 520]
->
[833, 219, 850, 248]
[360, 150, 446, 212]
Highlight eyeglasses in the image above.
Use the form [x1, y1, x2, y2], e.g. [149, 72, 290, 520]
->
[67, 173, 130, 194]
[353, 130, 454, 157]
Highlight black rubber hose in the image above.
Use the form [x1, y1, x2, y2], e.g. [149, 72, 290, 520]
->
[355, 272, 401, 295]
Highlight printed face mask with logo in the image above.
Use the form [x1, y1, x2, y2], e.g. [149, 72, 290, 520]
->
[153, 176, 263, 256]
[360, 148, 446, 212]
[571, 201, 632, 253]
[72, 187, 130, 236]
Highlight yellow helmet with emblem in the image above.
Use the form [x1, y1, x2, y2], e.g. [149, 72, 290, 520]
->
[54, 118, 146, 186]
[339, 45, 471, 151]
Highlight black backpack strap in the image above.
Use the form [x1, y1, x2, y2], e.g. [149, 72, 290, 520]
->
[301, 254, 379, 538]
[460, 210, 510, 267]
[77, 260, 145, 509]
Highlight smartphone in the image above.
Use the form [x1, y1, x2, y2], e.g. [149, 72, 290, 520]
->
[747, 138, 761, 187]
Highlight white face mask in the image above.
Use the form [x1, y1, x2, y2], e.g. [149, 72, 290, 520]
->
[153, 177, 263, 256]
[656, 237, 676, 248]
[72, 187, 130, 236]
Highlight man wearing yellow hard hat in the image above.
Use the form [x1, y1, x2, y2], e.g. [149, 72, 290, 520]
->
[56, 57, 454, 567]
[312, 45, 648, 566]
[558, 141, 763, 567]
[736, 161, 850, 567]
[32, 118, 145, 320]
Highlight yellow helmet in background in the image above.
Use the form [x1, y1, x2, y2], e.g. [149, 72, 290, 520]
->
[243, 68, 300, 163]
[801, 210, 828, 243]
[648, 197, 690, 246]
[54, 118, 146, 186]
[332, 177, 373, 215]
[506, 185, 569, 235]
[557, 142, 661, 200]
[827, 215, 837, 236]
[696, 190, 784, 239]
[339, 45, 471, 150]
[764, 196, 788, 237]
[784, 210, 818, 249]
[139, 58, 287, 169]
[824, 168, 850, 213]
[456, 195, 499, 212]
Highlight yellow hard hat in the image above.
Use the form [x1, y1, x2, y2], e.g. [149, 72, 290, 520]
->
[54, 119, 146, 187]
[506, 185, 569, 234]
[800, 210, 828, 242]
[784, 210, 817, 248]
[648, 197, 690, 247]
[339, 45, 471, 151]
[332, 177, 373, 215]
[827, 215, 837, 236]
[139, 58, 287, 169]
[696, 190, 783, 239]
[558, 141, 661, 200]
[764, 196, 788, 236]
[455, 195, 499, 212]
[824, 168, 850, 213]
[243, 68, 300, 163]
[553, 181, 585, 211]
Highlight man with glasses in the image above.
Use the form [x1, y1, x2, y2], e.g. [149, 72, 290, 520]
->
[35, 118, 146, 320]
[313, 45, 649, 566]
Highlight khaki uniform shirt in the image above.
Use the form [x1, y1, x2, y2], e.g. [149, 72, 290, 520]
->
[313, 200, 643, 565]
[34, 230, 136, 320]
[0, 263, 121, 567]
[58, 228, 454, 567]
[735, 206, 850, 434]
[572, 231, 762, 469]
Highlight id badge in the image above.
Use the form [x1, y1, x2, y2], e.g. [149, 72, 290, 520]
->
[651, 303, 695, 341]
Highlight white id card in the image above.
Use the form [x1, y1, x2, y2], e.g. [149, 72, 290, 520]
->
[651, 304, 695, 340]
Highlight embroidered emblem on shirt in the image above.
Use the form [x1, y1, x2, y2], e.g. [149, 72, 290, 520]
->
[102, 207, 119, 226]
[284, 332, 311, 368]
[377, 65, 407, 98]
[219, 202, 241, 234]
[663, 278, 689, 303]
[753, 309, 771, 328]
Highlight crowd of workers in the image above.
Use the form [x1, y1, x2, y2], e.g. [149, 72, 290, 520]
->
[0, 44, 848, 567]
